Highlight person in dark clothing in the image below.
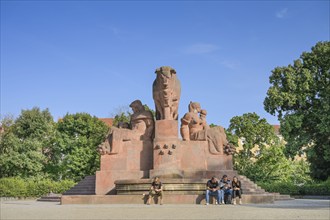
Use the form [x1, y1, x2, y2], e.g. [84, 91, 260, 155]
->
[147, 177, 163, 205]
[220, 175, 232, 204]
[232, 176, 242, 205]
[205, 176, 221, 205]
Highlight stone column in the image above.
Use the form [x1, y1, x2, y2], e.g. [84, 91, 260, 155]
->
[150, 120, 182, 178]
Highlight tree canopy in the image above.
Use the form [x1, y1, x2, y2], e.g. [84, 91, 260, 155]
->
[54, 113, 109, 181]
[264, 41, 330, 180]
[227, 112, 311, 183]
[0, 109, 109, 181]
[0, 107, 55, 178]
[228, 112, 278, 159]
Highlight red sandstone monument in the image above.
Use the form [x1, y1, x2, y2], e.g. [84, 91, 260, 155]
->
[61, 66, 279, 204]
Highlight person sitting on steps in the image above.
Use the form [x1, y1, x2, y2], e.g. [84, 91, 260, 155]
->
[147, 177, 163, 205]
[232, 176, 242, 205]
[205, 176, 221, 205]
[220, 175, 233, 204]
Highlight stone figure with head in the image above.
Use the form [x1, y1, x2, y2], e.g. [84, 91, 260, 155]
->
[153, 66, 181, 120]
[98, 99, 154, 155]
[180, 101, 231, 155]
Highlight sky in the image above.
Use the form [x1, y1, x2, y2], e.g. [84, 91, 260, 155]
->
[1, 0, 329, 128]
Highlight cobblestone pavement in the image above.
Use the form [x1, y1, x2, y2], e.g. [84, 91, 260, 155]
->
[1, 199, 329, 220]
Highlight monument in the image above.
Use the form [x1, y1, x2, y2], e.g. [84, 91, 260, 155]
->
[61, 66, 276, 204]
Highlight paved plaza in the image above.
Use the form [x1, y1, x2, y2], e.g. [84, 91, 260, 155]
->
[1, 199, 329, 220]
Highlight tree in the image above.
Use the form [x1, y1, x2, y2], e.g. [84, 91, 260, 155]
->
[228, 112, 278, 159]
[0, 108, 55, 178]
[264, 41, 330, 180]
[227, 112, 311, 183]
[245, 144, 311, 184]
[227, 113, 278, 181]
[54, 113, 109, 181]
[112, 104, 155, 128]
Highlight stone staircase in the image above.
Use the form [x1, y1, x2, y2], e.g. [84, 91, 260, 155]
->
[115, 175, 268, 195]
[62, 175, 96, 195]
[237, 175, 266, 194]
[37, 194, 61, 202]
[61, 175, 292, 204]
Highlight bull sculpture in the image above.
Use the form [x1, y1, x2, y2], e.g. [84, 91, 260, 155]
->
[153, 66, 181, 120]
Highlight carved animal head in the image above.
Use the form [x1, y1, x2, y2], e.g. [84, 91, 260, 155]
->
[155, 66, 176, 86]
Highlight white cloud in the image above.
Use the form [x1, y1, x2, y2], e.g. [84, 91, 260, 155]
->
[183, 43, 219, 54]
[276, 8, 288, 19]
[220, 60, 240, 70]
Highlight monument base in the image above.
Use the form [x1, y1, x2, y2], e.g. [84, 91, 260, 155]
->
[151, 140, 233, 179]
[61, 193, 275, 205]
[95, 140, 153, 195]
[61, 175, 288, 205]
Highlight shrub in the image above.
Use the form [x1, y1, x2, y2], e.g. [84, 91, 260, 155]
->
[258, 178, 330, 195]
[0, 177, 75, 198]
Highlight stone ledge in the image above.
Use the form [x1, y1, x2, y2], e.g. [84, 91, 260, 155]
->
[61, 194, 274, 205]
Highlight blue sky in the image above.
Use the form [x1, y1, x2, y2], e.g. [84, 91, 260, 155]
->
[1, 0, 329, 128]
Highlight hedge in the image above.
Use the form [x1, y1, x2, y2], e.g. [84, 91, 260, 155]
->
[0, 177, 75, 198]
[258, 179, 330, 195]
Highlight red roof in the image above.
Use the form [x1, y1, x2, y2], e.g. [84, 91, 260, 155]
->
[273, 125, 280, 135]
[99, 118, 114, 127]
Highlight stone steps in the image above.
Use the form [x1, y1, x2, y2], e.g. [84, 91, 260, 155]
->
[61, 174, 292, 203]
[37, 196, 61, 202]
[61, 194, 275, 205]
[271, 193, 294, 200]
[115, 177, 267, 195]
[63, 175, 96, 195]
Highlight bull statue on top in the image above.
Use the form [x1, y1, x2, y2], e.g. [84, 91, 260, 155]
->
[153, 66, 181, 120]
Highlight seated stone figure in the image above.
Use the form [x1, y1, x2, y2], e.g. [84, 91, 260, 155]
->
[99, 100, 154, 155]
[180, 101, 231, 155]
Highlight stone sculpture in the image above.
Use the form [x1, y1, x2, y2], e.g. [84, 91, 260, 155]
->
[93, 67, 235, 196]
[153, 66, 181, 120]
[180, 101, 232, 155]
[98, 100, 154, 155]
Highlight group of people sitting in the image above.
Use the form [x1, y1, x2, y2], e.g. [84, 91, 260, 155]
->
[206, 175, 242, 205]
[146, 175, 242, 205]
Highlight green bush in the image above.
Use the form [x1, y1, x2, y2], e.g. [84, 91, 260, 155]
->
[258, 178, 330, 195]
[0, 177, 75, 198]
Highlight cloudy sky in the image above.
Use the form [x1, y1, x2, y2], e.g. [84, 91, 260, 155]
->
[1, 0, 329, 128]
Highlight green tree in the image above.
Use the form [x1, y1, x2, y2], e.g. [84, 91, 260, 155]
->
[228, 112, 278, 159]
[227, 113, 278, 181]
[112, 104, 155, 128]
[253, 145, 312, 184]
[54, 113, 108, 181]
[0, 108, 55, 178]
[112, 105, 132, 127]
[264, 41, 330, 180]
[113, 112, 131, 128]
[227, 112, 311, 183]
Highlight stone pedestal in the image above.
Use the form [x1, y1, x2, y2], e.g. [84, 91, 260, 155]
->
[154, 120, 178, 141]
[151, 120, 181, 178]
[95, 140, 153, 195]
[150, 140, 233, 179]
